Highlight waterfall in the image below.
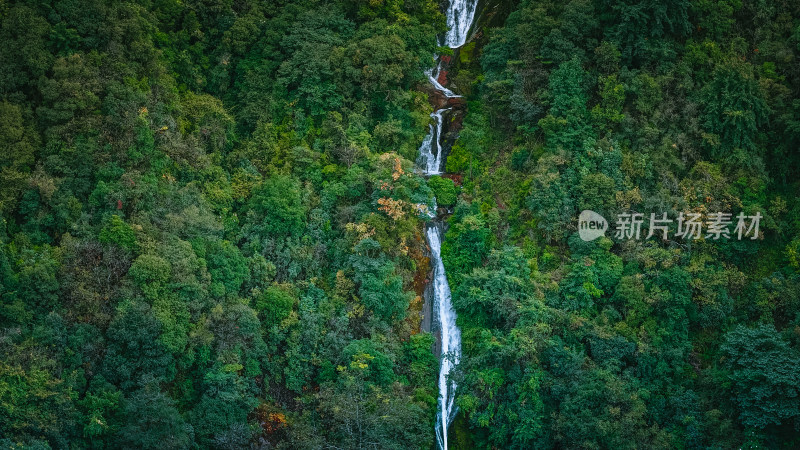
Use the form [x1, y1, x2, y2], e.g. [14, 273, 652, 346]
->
[443, 0, 479, 48]
[418, 108, 451, 175]
[417, 1, 478, 448]
[428, 224, 461, 450]
[426, 63, 461, 99]
[418, 124, 436, 174]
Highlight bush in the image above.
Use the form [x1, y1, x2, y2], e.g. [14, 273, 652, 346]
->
[428, 175, 457, 206]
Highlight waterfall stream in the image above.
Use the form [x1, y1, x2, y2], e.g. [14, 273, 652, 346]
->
[419, 108, 451, 175]
[428, 224, 461, 450]
[417, 1, 478, 448]
[443, 0, 479, 48]
[426, 63, 461, 99]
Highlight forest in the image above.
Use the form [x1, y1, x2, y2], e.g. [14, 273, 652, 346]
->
[1, 0, 800, 448]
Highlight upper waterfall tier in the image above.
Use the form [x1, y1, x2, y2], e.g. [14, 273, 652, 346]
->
[442, 0, 479, 48]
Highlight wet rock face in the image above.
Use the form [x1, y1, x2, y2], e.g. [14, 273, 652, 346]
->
[427, 89, 466, 111]
[421, 49, 467, 175]
[444, 107, 464, 132]
[441, 109, 463, 150]
[445, 96, 465, 109]
[437, 68, 449, 85]
[427, 89, 448, 110]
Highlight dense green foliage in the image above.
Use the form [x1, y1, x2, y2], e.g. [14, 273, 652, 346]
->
[443, 0, 800, 448]
[3, 0, 800, 448]
[0, 0, 443, 447]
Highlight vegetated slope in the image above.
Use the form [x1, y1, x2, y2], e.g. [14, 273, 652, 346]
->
[443, 0, 800, 448]
[0, 1, 447, 448]
[2, 0, 800, 448]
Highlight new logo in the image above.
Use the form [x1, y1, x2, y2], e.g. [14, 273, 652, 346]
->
[578, 210, 608, 241]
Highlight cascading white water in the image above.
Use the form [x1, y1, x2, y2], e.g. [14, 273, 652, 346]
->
[418, 124, 436, 174]
[416, 1, 478, 448]
[418, 108, 451, 175]
[443, 0, 479, 48]
[428, 225, 461, 450]
[427, 63, 461, 99]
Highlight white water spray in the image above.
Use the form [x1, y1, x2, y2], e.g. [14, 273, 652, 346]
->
[426, 63, 461, 99]
[428, 225, 462, 450]
[442, 0, 479, 48]
[418, 108, 451, 175]
[416, 0, 478, 447]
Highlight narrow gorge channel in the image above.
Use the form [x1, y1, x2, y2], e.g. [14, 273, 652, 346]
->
[418, 1, 478, 448]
